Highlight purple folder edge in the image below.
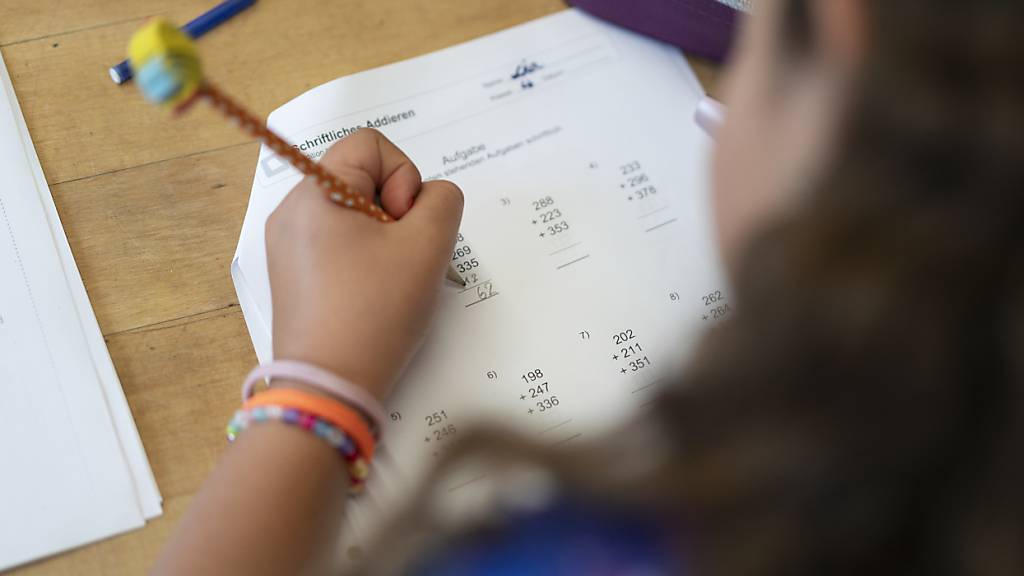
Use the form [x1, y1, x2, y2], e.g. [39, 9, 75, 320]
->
[568, 0, 739, 62]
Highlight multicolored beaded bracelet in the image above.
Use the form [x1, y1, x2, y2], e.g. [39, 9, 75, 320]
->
[240, 361, 386, 440]
[246, 388, 377, 460]
[226, 405, 370, 493]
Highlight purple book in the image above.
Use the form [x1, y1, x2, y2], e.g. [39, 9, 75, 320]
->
[569, 0, 747, 62]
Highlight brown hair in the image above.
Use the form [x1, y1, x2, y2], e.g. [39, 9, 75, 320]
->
[357, 1, 1024, 573]
[660, 1, 1024, 573]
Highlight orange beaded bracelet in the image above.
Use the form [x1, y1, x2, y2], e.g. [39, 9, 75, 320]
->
[244, 388, 377, 461]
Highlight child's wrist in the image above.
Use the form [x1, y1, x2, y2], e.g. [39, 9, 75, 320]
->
[243, 359, 387, 440]
[227, 386, 376, 493]
[272, 343, 391, 402]
[267, 378, 329, 399]
[267, 378, 378, 432]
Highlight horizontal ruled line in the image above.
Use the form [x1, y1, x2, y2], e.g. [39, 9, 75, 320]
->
[458, 278, 491, 294]
[540, 418, 574, 435]
[551, 432, 583, 447]
[549, 242, 583, 256]
[639, 206, 671, 219]
[556, 255, 591, 270]
[632, 382, 659, 394]
[632, 377, 667, 395]
[465, 293, 499, 308]
[645, 218, 679, 233]
[447, 473, 488, 493]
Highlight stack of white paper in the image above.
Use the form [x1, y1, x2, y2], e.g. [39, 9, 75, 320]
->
[0, 51, 161, 571]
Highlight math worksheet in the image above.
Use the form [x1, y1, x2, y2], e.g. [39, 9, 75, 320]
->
[233, 8, 730, 547]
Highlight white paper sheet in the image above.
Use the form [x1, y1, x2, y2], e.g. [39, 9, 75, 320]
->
[233, 9, 731, 548]
[0, 50, 161, 571]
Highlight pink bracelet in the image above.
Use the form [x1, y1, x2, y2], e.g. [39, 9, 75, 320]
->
[241, 360, 386, 438]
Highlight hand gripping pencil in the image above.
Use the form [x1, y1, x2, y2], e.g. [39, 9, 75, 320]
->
[127, 19, 467, 286]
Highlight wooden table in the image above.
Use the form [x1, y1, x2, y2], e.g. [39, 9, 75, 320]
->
[0, 1, 717, 573]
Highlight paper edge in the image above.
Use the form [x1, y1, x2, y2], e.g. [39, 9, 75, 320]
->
[0, 51, 162, 519]
[231, 256, 273, 365]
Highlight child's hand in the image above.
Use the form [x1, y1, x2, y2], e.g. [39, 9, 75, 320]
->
[265, 129, 464, 401]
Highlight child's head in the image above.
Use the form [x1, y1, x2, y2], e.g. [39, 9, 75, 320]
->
[685, 1, 1024, 572]
[713, 0, 1024, 269]
[362, 3, 1024, 573]
[713, 0, 859, 267]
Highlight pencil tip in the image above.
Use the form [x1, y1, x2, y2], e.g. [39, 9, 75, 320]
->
[446, 266, 467, 287]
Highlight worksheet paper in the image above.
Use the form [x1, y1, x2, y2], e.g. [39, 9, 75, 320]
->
[0, 51, 161, 571]
[233, 9, 731, 549]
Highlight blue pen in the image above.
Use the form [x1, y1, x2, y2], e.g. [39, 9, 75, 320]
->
[109, 0, 256, 85]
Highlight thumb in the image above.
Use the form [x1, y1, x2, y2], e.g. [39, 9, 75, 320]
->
[399, 179, 465, 250]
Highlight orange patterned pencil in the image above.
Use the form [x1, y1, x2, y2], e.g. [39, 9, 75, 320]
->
[126, 18, 466, 286]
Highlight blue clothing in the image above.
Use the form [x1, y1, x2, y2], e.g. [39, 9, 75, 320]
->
[409, 499, 684, 575]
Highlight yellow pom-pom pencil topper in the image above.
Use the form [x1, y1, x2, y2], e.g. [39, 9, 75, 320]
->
[127, 19, 467, 286]
[128, 19, 203, 106]
[127, 18, 387, 222]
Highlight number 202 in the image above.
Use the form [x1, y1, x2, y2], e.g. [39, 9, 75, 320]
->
[613, 330, 635, 345]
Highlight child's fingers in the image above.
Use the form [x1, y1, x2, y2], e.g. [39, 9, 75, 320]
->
[318, 129, 422, 219]
[398, 179, 465, 264]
